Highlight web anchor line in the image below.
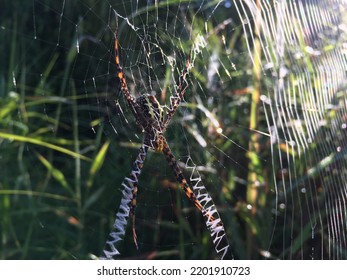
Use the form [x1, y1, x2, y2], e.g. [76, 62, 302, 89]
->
[100, 144, 148, 260]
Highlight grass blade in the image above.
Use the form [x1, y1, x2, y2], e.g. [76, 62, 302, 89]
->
[0, 132, 90, 161]
[87, 140, 110, 188]
[35, 151, 74, 196]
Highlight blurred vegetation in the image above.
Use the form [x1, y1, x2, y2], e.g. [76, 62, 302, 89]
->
[1, 0, 345, 259]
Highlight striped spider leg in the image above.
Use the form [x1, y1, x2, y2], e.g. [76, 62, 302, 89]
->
[161, 139, 230, 259]
[114, 32, 142, 120]
[162, 59, 191, 131]
[109, 32, 226, 255]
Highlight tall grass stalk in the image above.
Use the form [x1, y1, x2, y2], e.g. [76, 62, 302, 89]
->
[246, 0, 265, 259]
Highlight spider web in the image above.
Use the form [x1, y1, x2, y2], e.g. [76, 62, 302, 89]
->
[1, 0, 347, 259]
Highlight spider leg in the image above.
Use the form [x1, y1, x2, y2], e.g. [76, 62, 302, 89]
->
[161, 138, 232, 259]
[114, 32, 141, 118]
[161, 137, 215, 221]
[127, 144, 148, 250]
[130, 182, 139, 249]
[162, 59, 191, 130]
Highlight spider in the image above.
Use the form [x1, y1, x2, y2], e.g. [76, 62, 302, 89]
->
[113, 32, 222, 251]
